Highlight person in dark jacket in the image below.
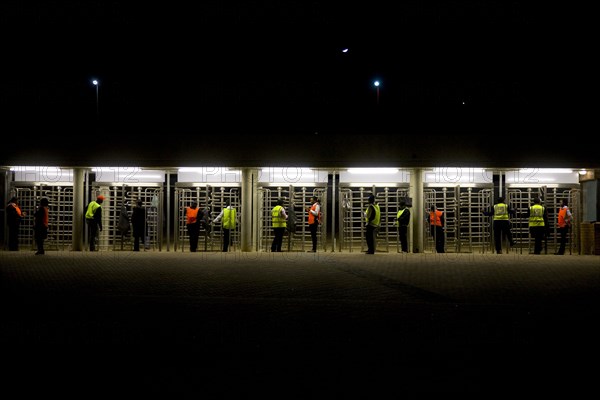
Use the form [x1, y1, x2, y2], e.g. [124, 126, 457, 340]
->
[6, 196, 26, 251]
[85, 195, 105, 251]
[396, 200, 410, 253]
[131, 199, 146, 251]
[34, 197, 49, 255]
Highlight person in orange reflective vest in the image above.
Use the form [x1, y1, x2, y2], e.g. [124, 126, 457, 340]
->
[429, 205, 445, 253]
[6, 196, 26, 251]
[306, 196, 321, 252]
[34, 197, 49, 255]
[186, 201, 201, 252]
[556, 199, 573, 255]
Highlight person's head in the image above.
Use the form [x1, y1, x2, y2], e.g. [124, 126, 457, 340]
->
[533, 197, 541, 205]
[9, 196, 18, 204]
[191, 201, 197, 208]
[40, 198, 49, 207]
[276, 198, 283, 206]
[497, 197, 505, 203]
[368, 195, 375, 204]
[96, 195, 105, 204]
[137, 199, 143, 207]
[311, 196, 319, 204]
[400, 201, 406, 208]
[225, 199, 230, 207]
[561, 199, 568, 207]
[430, 205, 436, 211]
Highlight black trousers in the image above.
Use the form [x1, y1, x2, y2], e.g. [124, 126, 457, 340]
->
[309, 223, 318, 251]
[530, 226, 545, 254]
[87, 220, 99, 251]
[222, 228, 231, 252]
[133, 234, 144, 251]
[8, 224, 19, 251]
[493, 220, 514, 253]
[366, 225, 377, 254]
[430, 225, 445, 253]
[35, 228, 47, 254]
[557, 226, 568, 254]
[187, 223, 200, 252]
[271, 227, 285, 252]
[398, 225, 408, 252]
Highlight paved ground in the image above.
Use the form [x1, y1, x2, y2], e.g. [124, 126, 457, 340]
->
[1, 250, 599, 397]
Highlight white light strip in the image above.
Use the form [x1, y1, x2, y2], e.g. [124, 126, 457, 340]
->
[348, 168, 398, 174]
[518, 168, 573, 174]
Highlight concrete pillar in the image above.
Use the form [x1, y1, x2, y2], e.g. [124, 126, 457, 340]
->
[241, 168, 258, 251]
[410, 168, 424, 253]
[72, 168, 85, 251]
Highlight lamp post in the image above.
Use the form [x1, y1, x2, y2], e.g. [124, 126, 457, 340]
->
[374, 80, 380, 105]
[92, 79, 99, 121]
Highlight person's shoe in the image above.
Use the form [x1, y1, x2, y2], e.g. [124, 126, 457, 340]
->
[307, 250, 316, 253]
[554, 252, 564, 255]
[35, 251, 44, 255]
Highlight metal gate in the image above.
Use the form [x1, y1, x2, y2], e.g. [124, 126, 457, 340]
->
[339, 186, 409, 252]
[507, 186, 580, 254]
[174, 183, 214, 252]
[9, 183, 74, 251]
[259, 185, 327, 252]
[90, 183, 163, 251]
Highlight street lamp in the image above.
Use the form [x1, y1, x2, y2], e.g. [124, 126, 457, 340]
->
[373, 80, 380, 105]
[92, 79, 99, 121]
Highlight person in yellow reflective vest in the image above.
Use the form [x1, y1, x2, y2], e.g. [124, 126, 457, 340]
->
[85, 195, 105, 251]
[484, 197, 515, 254]
[526, 197, 548, 255]
[270, 198, 288, 252]
[396, 200, 410, 253]
[364, 195, 380, 254]
[213, 199, 237, 252]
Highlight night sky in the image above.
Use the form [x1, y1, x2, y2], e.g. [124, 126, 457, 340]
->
[2, 1, 578, 166]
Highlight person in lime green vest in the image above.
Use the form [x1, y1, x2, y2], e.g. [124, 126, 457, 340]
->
[213, 199, 237, 252]
[526, 197, 548, 254]
[364, 195, 380, 254]
[270, 198, 288, 252]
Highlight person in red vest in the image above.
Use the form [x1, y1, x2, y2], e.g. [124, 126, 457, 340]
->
[429, 205, 445, 253]
[556, 199, 573, 255]
[34, 197, 49, 255]
[186, 201, 201, 252]
[6, 196, 26, 251]
[306, 196, 321, 252]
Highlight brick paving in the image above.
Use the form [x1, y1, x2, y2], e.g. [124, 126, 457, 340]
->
[1, 251, 598, 397]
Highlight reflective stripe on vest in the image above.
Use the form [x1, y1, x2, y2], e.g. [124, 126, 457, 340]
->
[365, 204, 381, 227]
[272, 205, 287, 228]
[493, 203, 509, 220]
[223, 208, 236, 229]
[557, 206, 570, 228]
[186, 207, 199, 225]
[529, 204, 545, 227]
[86, 201, 101, 219]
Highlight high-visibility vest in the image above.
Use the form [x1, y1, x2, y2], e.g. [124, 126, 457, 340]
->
[364, 204, 381, 227]
[272, 205, 287, 228]
[86, 201, 101, 220]
[529, 204, 545, 227]
[430, 210, 443, 227]
[396, 209, 407, 225]
[223, 207, 236, 229]
[308, 203, 320, 225]
[186, 207, 199, 225]
[8, 202, 23, 217]
[557, 206, 571, 228]
[493, 203, 509, 220]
